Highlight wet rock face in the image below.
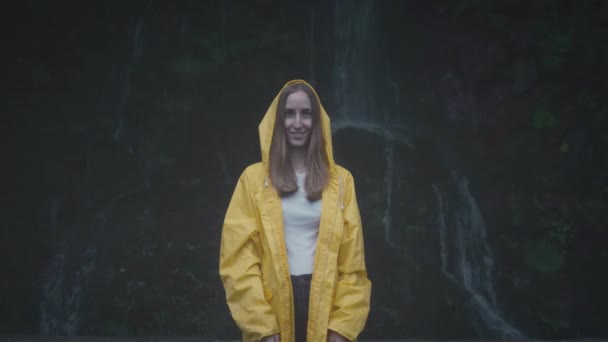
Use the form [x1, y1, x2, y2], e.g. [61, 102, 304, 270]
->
[4, 0, 608, 339]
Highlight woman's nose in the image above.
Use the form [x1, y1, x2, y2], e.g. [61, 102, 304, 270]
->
[293, 114, 303, 127]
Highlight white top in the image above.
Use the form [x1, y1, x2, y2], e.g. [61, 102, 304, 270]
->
[281, 172, 322, 275]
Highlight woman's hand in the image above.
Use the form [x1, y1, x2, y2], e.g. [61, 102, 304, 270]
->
[327, 329, 350, 342]
[261, 333, 280, 342]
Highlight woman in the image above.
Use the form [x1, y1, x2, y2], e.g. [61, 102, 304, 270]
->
[219, 80, 371, 342]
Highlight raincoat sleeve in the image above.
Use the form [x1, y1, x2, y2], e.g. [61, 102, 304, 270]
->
[219, 171, 280, 341]
[328, 172, 372, 341]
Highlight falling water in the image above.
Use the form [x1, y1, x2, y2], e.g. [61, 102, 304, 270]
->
[308, 9, 316, 85]
[383, 142, 394, 244]
[433, 173, 526, 339]
[432, 184, 449, 271]
[113, 16, 144, 143]
[333, 0, 376, 122]
[453, 172, 498, 308]
[40, 12, 145, 335]
[330, 0, 526, 337]
[40, 246, 96, 335]
[332, 0, 408, 245]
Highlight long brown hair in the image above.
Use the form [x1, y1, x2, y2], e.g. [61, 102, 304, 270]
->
[269, 82, 329, 201]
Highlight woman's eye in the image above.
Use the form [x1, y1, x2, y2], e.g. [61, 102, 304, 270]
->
[284, 110, 295, 116]
[302, 110, 312, 116]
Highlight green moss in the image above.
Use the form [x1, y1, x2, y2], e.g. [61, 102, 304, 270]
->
[525, 239, 564, 274]
[545, 219, 574, 245]
[532, 110, 557, 128]
[403, 224, 424, 233]
[538, 297, 570, 331]
[160, 98, 192, 113]
[228, 39, 258, 57]
[535, 12, 573, 68]
[172, 56, 212, 75]
[103, 319, 127, 336]
[488, 13, 507, 29]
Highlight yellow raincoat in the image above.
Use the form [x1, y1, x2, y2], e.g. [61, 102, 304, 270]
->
[219, 80, 371, 342]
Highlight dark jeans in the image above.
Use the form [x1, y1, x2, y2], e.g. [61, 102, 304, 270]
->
[291, 274, 312, 342]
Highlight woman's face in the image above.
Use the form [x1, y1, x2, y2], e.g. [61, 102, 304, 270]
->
[284, 90, 313, 148]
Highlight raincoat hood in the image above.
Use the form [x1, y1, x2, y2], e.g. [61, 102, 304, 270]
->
[258, 79, 335, 171]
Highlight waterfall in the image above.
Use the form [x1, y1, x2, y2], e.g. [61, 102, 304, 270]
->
[433, 184, 449, 271]
[333, 0, 376, 122]
[452, 172, 498, 308]
[308, 9, 316, 85]
[40, 246, 96, 336]
[433, 173, 526, 339]
[383, 142, 394, 244]
[332, 0, 407, 245]
[39, 12, 146, 335]
[331, 0, 412, 136]
[331, 1, 525, 336]
[113, 15, 144, 143]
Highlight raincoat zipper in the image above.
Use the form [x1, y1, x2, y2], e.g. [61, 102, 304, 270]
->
[311, 173, 343, 340]
[339, 175, 344, 210]
[263, 174, 294, 340]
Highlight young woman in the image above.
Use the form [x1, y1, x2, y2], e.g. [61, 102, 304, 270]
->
[220, 80, 371, 342]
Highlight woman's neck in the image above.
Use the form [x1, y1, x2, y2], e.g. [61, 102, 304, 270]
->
[290, 147, 307, 173]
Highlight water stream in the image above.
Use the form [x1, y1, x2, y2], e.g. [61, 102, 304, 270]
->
[39, 13, 145, 335]
[433, 174, 526, 339]
[331, 0, 526, 338]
